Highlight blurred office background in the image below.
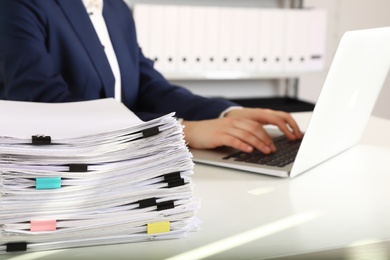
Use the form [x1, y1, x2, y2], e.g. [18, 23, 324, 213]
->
[125, 0, 390, 120]
[300, 0, 390, 120]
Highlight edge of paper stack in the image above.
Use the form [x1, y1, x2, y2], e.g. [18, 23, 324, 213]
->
[0, 98, 200, 254]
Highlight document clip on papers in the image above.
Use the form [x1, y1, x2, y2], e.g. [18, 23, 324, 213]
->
[69, 164, 88, 172]
[30, 220, 57, 232]
[35, 177, 61, 190]
[32, 135, 51, 145]
[5, 242, 27, 253]
[139, 198, 157, 209]
[147, 222, 171, 234]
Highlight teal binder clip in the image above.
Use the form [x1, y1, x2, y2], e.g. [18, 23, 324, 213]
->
[36, 177, 61, 190]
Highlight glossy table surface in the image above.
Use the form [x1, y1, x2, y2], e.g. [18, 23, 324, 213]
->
[3, 112, 390, 260]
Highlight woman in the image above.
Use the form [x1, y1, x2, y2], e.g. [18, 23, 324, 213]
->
[0, 0, 302, 154]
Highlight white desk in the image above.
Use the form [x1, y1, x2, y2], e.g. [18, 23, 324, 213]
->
[3, 112, 390, 260]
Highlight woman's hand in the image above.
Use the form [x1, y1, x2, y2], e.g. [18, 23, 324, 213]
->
[182, 108, 303, 154]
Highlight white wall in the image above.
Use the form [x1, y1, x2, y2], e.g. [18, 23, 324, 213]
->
[300, 0, 390, 119]
[339, 0, 390, 120]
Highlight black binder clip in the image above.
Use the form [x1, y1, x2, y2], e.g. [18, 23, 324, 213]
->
[142, 126, 160, 138]
[167, 178, 185, 188]
[69, 164, 88, 172]
[164, 172, 181, 182]
[157, 201, 175, 211]
[138, 198, 157, 209]
[6, 242, 27, 252]
[32, 135, 51, 145]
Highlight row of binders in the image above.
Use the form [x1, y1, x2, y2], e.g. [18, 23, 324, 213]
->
[133, 4, 327, 75]
[0, 99, 199, 254]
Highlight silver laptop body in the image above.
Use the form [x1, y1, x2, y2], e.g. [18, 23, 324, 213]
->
[191, 27, 390, 178]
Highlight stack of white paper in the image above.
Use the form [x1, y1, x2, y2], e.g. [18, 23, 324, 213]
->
[0, 99, 199, 254]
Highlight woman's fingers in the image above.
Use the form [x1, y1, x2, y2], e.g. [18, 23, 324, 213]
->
[183, 118, 276, 154]
[226, 108, 303, 140]
[225, 117, 276, 153]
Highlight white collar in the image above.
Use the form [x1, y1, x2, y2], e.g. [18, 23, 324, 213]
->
[82, 0, 103, 13]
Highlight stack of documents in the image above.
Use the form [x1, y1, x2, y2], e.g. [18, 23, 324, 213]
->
[0, 99, 199, 254]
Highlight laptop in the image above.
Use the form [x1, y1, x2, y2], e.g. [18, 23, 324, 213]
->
[191, 27, 390, 178]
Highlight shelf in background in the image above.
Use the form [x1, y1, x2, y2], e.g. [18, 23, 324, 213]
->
[229, 97, 315, 112]
[164, 71, 316, 81]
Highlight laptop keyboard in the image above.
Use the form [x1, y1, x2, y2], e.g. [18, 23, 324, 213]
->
[222, 135, 302, 168]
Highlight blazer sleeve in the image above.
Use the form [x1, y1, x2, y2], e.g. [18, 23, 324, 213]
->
[0, 0, 79, 102]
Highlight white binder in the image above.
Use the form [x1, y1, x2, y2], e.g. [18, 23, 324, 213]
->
[307, 9, 327, 71]
[258, 9, 272, 72]
[133, 5, 150, 58]
[147, 5, 165, 72]
[177, 6, 192, 71]
[231, 8, 247, 71]
[296, 10, 311, 71]
[189, 6, 207, 71]
[204, 7, 220, 71]
[217, 7, 234, 71]
[288, 9, 312, 72]
[160, 6, 179, 72]
[242, 8, 259, 71]
[268, 9, 285, 72]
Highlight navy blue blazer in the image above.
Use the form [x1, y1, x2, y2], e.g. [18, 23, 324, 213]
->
[0, 0, 236, 120]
